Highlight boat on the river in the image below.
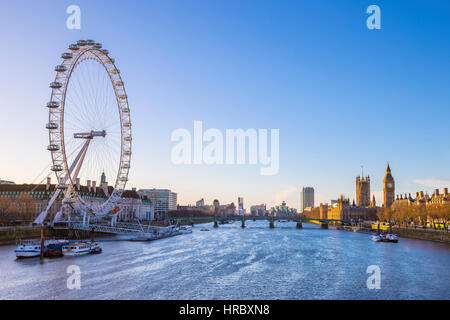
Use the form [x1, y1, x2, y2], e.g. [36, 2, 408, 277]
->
[371, 234, 383, 242]
[15, 239, 69, 259]
[89, 242, 102, 254]
[130, 232, 157, 241]
[384, 233, 399, 243]
[371, 233, 399, 243]
[130, 225, 181, 241]
[63, 242, 102, 256]
[179, 226, 193, 234]
[200, 228, 210, 231]
[15, 241, 42, 258]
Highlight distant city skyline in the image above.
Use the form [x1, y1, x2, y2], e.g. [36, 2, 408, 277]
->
[1, 1, 449, 211]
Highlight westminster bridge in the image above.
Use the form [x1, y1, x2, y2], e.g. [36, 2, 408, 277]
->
[169, 215, 350, 229]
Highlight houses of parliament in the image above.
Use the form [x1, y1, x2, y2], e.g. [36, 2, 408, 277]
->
[304, 162, 448, 221]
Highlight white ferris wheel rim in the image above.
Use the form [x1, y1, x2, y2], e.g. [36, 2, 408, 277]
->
[47, 40, 132, 215]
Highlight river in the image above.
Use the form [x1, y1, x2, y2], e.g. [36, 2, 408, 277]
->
[0, 221, 449, 299]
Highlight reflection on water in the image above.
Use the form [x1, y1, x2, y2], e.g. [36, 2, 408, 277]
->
[0, 221, 449, 300]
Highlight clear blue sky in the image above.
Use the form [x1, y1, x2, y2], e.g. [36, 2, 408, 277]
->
[0, 0, 449, 210]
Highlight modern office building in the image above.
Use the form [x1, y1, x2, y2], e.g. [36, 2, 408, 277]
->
[300, 187, 314, 213]
[238, 197, 244, 216]
[250, 204, 267, 216]
[137, 189, 177, 220]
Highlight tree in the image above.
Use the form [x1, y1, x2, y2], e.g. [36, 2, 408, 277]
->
[11, 193, 36, 222]
[0, 196, 12, 225]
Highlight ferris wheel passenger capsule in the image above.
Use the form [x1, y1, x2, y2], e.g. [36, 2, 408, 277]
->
[123, 122, 131, 128]
[47, 144, 60, 151]
[101, 49, 109, 55]
[61, 52, 73, 60]
[86, 40, 95, 46]
[46, 101, 60, 108]
[55, 65, 67, 72]
[51, 165, 63, 172]
[115, 81, 124, 86]
[50, 82, 62, 89]
[94, 43, 102, 49]
[77, 40, 87, 46]
[45, 122, 58, 130]
[69, 44, 79, 51]
[124, 136, 132, 142]
[119, 94, 127, 99]
[122, 107, 130, 113]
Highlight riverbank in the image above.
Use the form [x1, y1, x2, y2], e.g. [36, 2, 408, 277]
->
[0, 226, 117, 246]
[327, 224, 450, 244]
[393, 227, 450, 243]
[0, 227, 44, 245]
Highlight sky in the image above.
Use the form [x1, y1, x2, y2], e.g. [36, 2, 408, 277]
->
[0, 0, 449, 210]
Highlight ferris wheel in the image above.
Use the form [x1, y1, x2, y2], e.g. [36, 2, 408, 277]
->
[34, 40, 131, 224]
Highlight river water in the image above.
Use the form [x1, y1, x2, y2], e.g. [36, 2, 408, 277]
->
[0, 221, 449, 300]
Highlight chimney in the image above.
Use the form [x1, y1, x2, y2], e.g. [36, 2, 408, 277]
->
[46, 177, 51, 191]
[434, 189, 439, 197]
[87, 180, 91, 193]
[444, 188, 448, 196]
[76, 178, 80, 190]
[102, 182, 109, 197]
[92, 181, 97, 193]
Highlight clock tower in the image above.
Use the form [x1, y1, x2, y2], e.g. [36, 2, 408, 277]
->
[383, 163, 395, 208]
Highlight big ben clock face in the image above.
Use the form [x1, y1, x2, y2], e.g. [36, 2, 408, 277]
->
[387, 183, 393, 188]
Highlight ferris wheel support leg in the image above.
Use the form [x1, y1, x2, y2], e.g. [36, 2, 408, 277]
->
[35, 139, 93, 225]
[33, 188, 62, 225]
[82, 212, 86, 227]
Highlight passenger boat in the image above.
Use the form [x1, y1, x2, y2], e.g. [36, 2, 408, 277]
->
[384, 234, 399, 243]
[47, 239, 70, 251]
[63, 242, 101, 256]
[179, 226, 193, 234]
[15, 241, 42, 258]
[130, 232, 157, 241]
[89, 242, 102, 254]
[15, 239, 70, 259]
[371, 234, 383, 242]
[44, 240, 70, 258]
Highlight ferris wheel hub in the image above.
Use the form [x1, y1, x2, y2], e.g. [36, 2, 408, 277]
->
[73, 130, 107, 139]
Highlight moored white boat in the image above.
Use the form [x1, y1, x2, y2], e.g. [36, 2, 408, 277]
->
[15, 239, 70, 258]
[89, 242, 102, 254]
[15, 241, 42, 258]
[130, 232, 157, 241]
[62, 242, 96, 256]
[384, 233, 399, 243]
[371, 234, 383, 242]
